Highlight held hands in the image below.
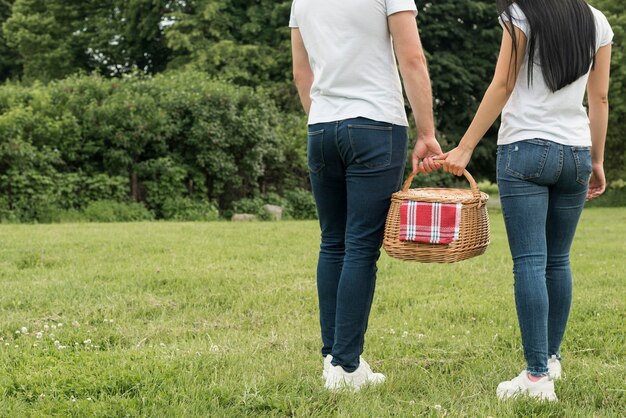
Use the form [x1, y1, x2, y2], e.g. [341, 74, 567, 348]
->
[437, 145, 474, 177]
[587, 163, 606, 201]
[412, 135, 444, 174]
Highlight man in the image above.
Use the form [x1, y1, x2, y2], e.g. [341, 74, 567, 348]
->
[290, 0, 441, 391]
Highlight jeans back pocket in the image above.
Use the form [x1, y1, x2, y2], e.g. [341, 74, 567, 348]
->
[572, 147, 592, 186]
[307, 129, 325, 174]
[347, 124, 392, 168]
[505, 139, 551, 180]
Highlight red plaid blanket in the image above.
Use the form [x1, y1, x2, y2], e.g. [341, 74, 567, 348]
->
[399, 201, 462, 244]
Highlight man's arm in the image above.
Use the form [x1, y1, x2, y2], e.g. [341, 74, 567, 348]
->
[291, 28, 313, 115]
[389, 11, 441, 173]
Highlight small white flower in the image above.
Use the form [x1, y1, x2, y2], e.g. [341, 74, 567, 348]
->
[87, 397, 92, 401]
[160, 342, 166, 347]
[83, 339, 92, 345]
[402, 331, 409, 338]
[44, 325, 50, 330]
[36, 332, 43, 339]
[57, 323, 63, 328]
[0, 336, 3, 341]
[33, 343, 38, 347]
[21, 327, 28, 334]
[51, 325, 57, 330]
[434, 404, 442, 410]
[71, 396, 76, 402]
[409, 400, 416, 405]
[4, 342, 9, 346]
[54, 340, 60, 346]
[389, 329, 396, 335]
[39, 393, 46, 399]
[15, 330, 20, 335]
[416, 333, 425, 339]
[210, 344, 220, 353]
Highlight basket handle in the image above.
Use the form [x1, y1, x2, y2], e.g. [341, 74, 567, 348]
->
[401, 160, 482, 200]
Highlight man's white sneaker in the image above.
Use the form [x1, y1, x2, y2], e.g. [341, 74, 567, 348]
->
[322, 355, 332, 379]
[548, 355, 562, 380]
[324, 362, 385, 392]
[322, 356, 378, 380]
[496, 370, 557, 402]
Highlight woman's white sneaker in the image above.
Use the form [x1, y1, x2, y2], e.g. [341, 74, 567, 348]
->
[548, 355, 562, 380]
[324, 362, 385, 392]
[496, 370, 557, 402]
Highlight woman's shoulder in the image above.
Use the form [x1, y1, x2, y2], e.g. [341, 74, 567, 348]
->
[589, 5, 614, 48]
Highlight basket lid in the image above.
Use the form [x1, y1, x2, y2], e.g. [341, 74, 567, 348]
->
[392, 187, 489, 205]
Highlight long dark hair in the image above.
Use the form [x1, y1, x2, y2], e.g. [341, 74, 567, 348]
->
[497, 0, 597, 92]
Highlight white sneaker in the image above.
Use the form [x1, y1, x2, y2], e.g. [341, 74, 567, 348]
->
[548, 355, 562, 380]
[325, 361, 385, 392]
[496, 370, 557, 402]
[322, 356, 378, 380]
[322, 355, 332, 379]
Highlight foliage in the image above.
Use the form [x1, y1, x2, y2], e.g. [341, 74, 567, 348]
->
[0, 73, 302, 222]
[284, 188, 317, 220]
[160, 197, 219, 221]
[82, 200, 154, 223]
[3, 0, 174, 81]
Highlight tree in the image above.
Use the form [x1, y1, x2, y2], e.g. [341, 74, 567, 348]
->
[3, 0, 173, 81]
[0, 0, 20, 81]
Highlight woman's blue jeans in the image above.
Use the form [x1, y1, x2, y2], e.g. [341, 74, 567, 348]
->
[308, 118, 408, 372]
[497, 139, 592, 376]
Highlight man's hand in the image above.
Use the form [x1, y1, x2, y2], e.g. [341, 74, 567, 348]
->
[412, 135, 443, 174]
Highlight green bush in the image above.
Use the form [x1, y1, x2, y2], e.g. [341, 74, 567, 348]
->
[161, 197, 219, 221]
[284, 188, 317, 220]
[0, 72, 308, 222]
[83, 200, 154, 222]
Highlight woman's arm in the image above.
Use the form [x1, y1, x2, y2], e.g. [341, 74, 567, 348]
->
[291, 28, 314, 115]
[388, 11, 442, 174]
[586, 44, 612, 200]
[439, 25, 527, 176]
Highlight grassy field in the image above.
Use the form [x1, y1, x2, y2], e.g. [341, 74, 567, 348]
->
[0, 208, 624, 417]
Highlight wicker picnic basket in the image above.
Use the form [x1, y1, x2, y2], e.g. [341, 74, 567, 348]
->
[383, 166, 490, 263]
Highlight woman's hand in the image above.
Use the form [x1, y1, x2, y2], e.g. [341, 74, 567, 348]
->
[438, 145, 474, 176]
[587, 163, 606, 201]
[412, 135, 443, 174]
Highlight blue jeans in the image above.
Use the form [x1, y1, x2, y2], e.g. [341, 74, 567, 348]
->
[308, 118, 408, 372]
[497, 139, 592, 376]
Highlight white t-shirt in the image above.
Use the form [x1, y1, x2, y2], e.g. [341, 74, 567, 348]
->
[498, 4, 614, 146]
[289, 0, 417, 126]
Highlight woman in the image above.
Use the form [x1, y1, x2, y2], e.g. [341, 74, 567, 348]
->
[290, 0, 442, 391]
[439, 0, 613, 401]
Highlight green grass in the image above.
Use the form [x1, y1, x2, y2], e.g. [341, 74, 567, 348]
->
[0, 208, 624, 417]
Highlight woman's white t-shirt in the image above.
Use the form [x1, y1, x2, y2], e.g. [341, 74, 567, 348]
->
[498, 4, 614, 146]
[289, 0, 417, 127]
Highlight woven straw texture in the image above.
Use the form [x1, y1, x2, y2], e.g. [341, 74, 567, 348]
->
[383, 167, 490, 263]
